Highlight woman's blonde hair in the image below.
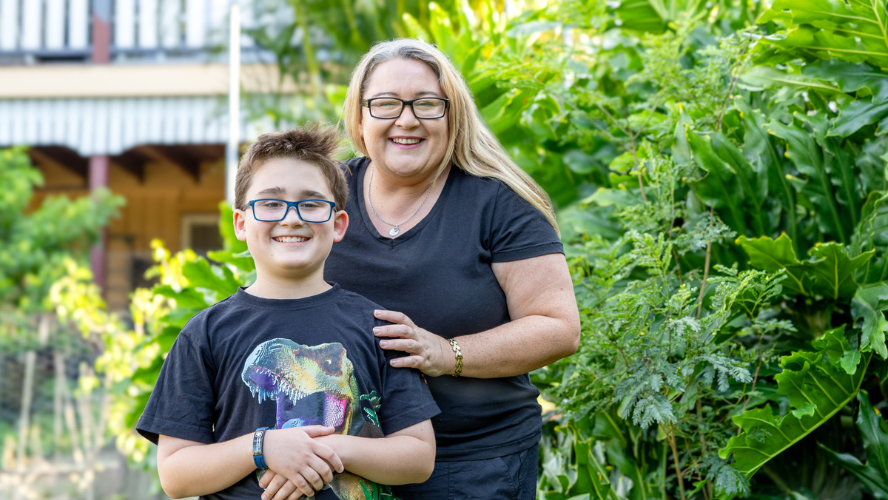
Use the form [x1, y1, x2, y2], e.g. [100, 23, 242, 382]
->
[342, 38, 559, 233]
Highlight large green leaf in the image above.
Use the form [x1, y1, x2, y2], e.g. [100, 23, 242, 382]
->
[853, 191, 888, 283]
[609, 0, 667, 33]
[803, 60, 888, 104]
[852, 282, 888, 359]
[740, 66, 843, 97]
[756, 0, 888, 69]
[735, 97, 800, 248]
[738, 235, 872, 299]
[812, 323, 862, 374]
[719, 326, 870, 478]
[736, 234, 811, 295]
[686, 131, 764, 236]
[796, 112, 861, 230]
[819, 391, 888, 499]
[808, 243, 874, 300]
[152, 285, 211, 309]
[829, 99, 888, 138]
[182, 259, 241, 298]
[766, 117, 849, 243]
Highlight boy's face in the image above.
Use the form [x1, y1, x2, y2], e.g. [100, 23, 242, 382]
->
[233, 158, 348, 283]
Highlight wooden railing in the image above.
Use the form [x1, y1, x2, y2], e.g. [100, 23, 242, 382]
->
[0, 0, 276, 62]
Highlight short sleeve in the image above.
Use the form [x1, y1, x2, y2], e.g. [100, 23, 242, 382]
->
[488, 183, 563, 263]
[376, 321, 440, 435]
[136, 317, 218, 445]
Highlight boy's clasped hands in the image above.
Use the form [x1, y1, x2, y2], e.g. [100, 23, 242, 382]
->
[259, 425, 343, 500]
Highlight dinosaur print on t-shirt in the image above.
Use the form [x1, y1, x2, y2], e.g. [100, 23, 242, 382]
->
[242, 339, 396, 500]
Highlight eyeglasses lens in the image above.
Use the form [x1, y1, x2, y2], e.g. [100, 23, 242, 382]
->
[253, 200, 332, 222]
[370, 99, 446, 118]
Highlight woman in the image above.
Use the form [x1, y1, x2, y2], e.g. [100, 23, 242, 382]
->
[264, 38, 579, 499]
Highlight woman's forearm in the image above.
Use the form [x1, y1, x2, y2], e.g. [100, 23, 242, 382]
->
[378, 253, 581, 378]
[158, 434, 255, 498]
[452, 313, 579, 378]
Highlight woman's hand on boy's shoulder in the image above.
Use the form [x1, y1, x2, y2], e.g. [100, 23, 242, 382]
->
[261, 425, 344, 499]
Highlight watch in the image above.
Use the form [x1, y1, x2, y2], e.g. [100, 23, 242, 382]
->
[252, 427, 270, 469]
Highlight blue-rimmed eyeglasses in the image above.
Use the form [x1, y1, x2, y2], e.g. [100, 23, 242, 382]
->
[362, 97, 450, 119]
[244, 199, 336, 223]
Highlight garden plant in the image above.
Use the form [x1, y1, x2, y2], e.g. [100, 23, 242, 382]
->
[0, 148, 123, 492]
[46, 0, 888, 498]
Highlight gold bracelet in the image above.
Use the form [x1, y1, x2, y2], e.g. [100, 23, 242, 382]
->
[448, 338, 463, 377]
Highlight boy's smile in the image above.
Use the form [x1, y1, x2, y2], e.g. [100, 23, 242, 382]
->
[233, 158, 348, 298]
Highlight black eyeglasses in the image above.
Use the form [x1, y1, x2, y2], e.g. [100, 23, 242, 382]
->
[244, 199, 336, 223]
[362, 97, 450, 119]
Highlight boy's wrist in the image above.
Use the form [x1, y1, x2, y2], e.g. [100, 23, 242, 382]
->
[252, 427, 271, 469]
[315, 433, 350, 467]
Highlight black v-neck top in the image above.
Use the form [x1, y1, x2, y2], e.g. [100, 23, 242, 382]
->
[325, 157, 563, 460]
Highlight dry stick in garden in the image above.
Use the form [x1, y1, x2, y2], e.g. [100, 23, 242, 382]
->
[696, 208, 716, 320]
[696, 398, 713, 499]
[53, 351, 63, 464]
[737, 333, 766, 435]
[16, 314, 52, 470]
[628, 96, 663, 204]
[60, 367, 85, 465]
[77, 362, 98, 500]
[715, 37, 752, 133]
[666, 424, 687, 500]
[683, 434, 711, 500]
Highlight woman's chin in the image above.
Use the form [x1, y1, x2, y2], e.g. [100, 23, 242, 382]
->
[376, 158, 439, 180]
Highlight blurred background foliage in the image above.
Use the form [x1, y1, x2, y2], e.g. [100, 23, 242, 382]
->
[5, 0, 888, 498]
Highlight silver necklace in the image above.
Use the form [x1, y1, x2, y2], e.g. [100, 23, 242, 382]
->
[367, 165, 434, 237]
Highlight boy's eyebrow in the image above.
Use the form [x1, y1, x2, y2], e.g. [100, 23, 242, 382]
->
[254, 187, 331, 200]
[299, 189, 331, 200]
[255, 187, 285, 197]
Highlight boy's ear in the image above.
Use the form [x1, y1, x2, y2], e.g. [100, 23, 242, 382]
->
[332, 210, 349, 243]
[233, 209, 248, 241]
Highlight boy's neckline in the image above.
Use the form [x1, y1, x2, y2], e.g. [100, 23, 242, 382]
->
[243, 278, 333, 300]
[236, 282, 341, 307]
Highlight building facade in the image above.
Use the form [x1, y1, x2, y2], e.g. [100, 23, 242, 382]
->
[0, 0, 297, 310]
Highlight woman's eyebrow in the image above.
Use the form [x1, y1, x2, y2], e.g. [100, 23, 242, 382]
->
[369, 91, 441, 98]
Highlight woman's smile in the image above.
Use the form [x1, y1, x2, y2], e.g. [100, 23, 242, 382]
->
[390, 137, 424, 148]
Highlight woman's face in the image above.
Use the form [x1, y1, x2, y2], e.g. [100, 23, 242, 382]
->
[359, 58, 450, 183]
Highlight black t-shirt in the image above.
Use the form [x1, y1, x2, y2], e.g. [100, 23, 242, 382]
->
[136, 284, 440, 500]
[325, 158, 564, 461]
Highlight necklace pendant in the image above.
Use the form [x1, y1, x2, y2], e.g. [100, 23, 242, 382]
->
[389, 227, 400, 236]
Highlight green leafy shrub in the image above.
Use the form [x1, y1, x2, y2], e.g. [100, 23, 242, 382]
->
[95, 1, 888, 499]
[0, 148, 123, 341]
[469, 0, 888, 499]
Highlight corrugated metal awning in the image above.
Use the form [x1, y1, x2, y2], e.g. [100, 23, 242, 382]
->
[0, 96, 286, 156]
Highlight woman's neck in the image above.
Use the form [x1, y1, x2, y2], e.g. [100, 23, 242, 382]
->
[363, 162, 451, 235]
[367, 163, 449, 211]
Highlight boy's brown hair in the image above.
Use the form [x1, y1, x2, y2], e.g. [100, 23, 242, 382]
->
[235, 124, 348, 211]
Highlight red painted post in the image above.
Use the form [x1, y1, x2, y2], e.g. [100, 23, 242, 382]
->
[89, 155, 109, 290]
[91, 0, 111, 64]
[90, 0, 111, 289]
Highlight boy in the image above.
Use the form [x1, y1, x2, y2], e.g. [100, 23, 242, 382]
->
[136, 124, 439, 500]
